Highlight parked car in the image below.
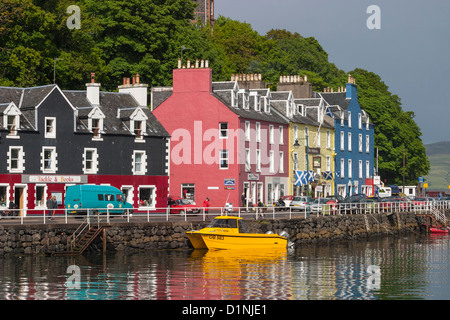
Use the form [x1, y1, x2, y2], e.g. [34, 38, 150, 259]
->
[341, 194, 369, 214]
[274, 195, 294, 211]
[413, 197, 433, 209]
[311, 198, 330, 213]
[327, 195, 345, 203]
[168, 196, 200, 215]
[290, 196, 313, 211]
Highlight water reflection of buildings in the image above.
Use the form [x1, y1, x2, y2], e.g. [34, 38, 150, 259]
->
[0, 235, 440, 300]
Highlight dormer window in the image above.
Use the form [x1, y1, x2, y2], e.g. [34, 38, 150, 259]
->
[255, 95, 261, 111]
[232, 90, 238, 107]
[88, 106, 105, 140]
[128, 107, 148, 142]
[3, 102, 21, 138]
[242, 91, 249, 109]
[134, 120, 143, 139]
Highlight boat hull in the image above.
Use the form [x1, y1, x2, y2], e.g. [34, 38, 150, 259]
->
[193, 232, 287, 250]
[430, 227, 450, 234]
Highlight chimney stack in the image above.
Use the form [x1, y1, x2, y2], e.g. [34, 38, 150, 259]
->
[86, 72, 101, 105]
[118, 73, 148, 107]
[277, 74, 312, 98]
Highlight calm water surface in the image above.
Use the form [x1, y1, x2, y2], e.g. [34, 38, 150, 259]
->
[1, 233, 450, 300]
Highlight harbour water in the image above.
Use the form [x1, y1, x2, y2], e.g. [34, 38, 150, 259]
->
[0, 232, 449, 300]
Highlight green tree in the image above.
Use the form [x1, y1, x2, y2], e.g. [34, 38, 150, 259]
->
[350, 68, 429, 184]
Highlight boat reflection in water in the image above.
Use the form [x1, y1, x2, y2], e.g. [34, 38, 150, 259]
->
[188, 247, 290, 300]
[186, 216, 288, 250]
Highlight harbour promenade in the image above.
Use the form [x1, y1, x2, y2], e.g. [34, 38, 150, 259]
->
[0, 200, 447, 255]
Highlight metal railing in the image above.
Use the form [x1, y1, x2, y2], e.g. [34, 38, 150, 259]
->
[0, 200, 448, 225]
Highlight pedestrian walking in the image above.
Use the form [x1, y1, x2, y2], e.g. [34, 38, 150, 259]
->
[50, 196, 57, 220]
[47, 196, 54, 220]
[203, 197, 210, 215]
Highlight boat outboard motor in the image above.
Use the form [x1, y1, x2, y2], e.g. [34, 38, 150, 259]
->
[279, 230, 289, 239]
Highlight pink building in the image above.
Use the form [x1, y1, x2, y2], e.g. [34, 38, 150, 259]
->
[152, 60, 289, 209]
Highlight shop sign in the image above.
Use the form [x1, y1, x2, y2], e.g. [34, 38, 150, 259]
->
[22, 175, 87, 184]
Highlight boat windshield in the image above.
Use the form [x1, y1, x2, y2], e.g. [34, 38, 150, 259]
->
[207, 218, 238, 228]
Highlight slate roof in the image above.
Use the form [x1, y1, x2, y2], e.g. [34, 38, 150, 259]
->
[0, 84, 169, 137]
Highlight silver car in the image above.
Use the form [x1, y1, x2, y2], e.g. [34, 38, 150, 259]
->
[290, 196, 313, 211]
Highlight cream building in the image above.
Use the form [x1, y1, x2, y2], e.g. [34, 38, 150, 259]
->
[272, 76, 336, 197]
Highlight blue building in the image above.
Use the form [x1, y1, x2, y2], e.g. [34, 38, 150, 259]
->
[318, 76, 375, 197]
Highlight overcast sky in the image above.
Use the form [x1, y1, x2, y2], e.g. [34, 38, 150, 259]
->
[215, 0, 450, 145]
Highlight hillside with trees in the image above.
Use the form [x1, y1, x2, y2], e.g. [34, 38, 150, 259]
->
[0, 0, 429, 184]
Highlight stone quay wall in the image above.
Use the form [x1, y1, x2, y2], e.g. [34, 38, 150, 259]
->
[0, 211, 430, 255]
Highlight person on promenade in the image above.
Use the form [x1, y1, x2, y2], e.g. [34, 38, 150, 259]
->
[203, 197, 210, 215]
[50, 196, 57, 220]
[47, 196, 54, 220]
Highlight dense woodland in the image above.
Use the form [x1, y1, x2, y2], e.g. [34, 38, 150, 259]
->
[0, 0, 429, 185]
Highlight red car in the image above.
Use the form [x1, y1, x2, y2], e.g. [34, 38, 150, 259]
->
[168, 196, 200, 215]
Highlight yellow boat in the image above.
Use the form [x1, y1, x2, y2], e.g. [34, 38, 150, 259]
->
[186, 216, 288, 250]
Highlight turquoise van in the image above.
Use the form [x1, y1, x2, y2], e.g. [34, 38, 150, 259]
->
[64, 185, 133, 215]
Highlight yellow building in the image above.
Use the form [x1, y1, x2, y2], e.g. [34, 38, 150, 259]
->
[272, 76, 335, 197]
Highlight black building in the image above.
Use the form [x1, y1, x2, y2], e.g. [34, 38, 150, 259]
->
[0, 74, 170, 214]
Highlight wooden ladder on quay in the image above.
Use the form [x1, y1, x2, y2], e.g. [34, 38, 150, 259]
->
[49, 218, 110, 256]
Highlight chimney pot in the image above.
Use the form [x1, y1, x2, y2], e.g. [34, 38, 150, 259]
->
[195, 59, 199, 68]
[132, 76, 136, 85]
[90, 72, 95, 83]
[135, 73, 140, 84]
[178, 58, 182, 68]
[187, 60, 191, 68]
[205, 60, 209, 68]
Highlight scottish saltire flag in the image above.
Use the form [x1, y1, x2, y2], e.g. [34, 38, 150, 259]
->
[322, 171, 333, 180]
[295, 170, 314, 186]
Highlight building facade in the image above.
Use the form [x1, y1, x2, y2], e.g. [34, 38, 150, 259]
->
[0, 75, 170, 214]
[152, 62, 289, 208]
[271, 76, 336, 198]
[320, 76, 375, 197]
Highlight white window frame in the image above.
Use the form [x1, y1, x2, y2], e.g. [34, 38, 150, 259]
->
[359, 160, 363, 178]
[279, 151, 284, 173]
[245, 148, 251, 172]
[35, 184, 48, 208]
[0, 184, 10, 208]
[8, 146, 25, 173]
[348, 132, 352, 151]
[45, 117, 56, 139]
[269, 125, 274, 144]
[132, 150, 147, 175]
[220, 149, 229, 169]
[340, 131, 344, 151]
[348, 159, 352, 179]
[219, 122, 228, 139]
[41, 146, 57, 173]
[366, 160, 370, 178]
[245, 121, 250, 141]
[327, 130, 331, 148]
[340, 159, 345, 178]
[358, 113, 362, 129]
[83, 148, 99, 174]
[348, 111, 351, 128]
[279, 126, 284, 145]
[138, 185, 156, 209]
[269, 150, 275, 173]
[326, 156, 331, 171]
[359, 134, 363, 153]
[256, 122, 261, 142]
[256, 149, 261, 172]
[366, 135, 370, 153]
